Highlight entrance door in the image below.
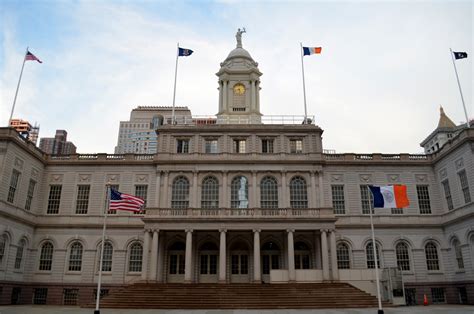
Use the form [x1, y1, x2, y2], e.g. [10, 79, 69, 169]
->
[199, 242, 219, 283]
[167, 241, 185, 283]
[261, 241, 280, 283]
[230, 241, 250, 283]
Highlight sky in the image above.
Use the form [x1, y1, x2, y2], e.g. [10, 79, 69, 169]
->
[1, 0, 472, 154]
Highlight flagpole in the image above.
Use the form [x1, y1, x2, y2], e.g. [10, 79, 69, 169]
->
[300, 43, 308, 124]
[94, 185, 110, 314]
[171, 43, 179, 125]
[8, 47, 28, 126]
[449, 48, 470, 127]
[369, 195, 384, 314]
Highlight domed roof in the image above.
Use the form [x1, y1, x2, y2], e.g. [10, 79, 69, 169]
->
[225, 47, 254, 61]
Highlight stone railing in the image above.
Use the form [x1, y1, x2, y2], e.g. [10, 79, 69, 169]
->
[324, 153, 430, 161]
[145, 208, 332, 219]
[48, 153, 155, 161]
[161, 115, 316, 125]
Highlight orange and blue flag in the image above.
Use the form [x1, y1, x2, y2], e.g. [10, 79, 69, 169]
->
[369, 185, 409, 209]
[303, 47, 322, 56]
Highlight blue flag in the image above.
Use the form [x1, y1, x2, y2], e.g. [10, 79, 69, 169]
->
[453, 51, 468, 60]
[178, 47, 193, 57]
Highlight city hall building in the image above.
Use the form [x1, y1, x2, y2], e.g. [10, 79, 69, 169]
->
[0, 34, 473, 308]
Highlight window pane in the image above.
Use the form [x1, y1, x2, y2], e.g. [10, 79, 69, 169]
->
[171, 177, 189, 209]
[231, 176, 248, 209]
[25, 179, 36, 210]
[360, 185, 374, 214]
[39, 242, 54, 271]
[260, 176, 278, 209]
[47, 185, 62, 214]
[458, 170, 471, 204]
[75, 185, 90, 214]
[425, 242, 439, 271]
[396, 243, 410, 271]
[337, 243, 350, 269]
[69, 242, 83, 271]
[442, 180, 454, 210]
[417, 185, 431, 214]
[290, 176, 308, 209]
[7, 169, 21, 203]
[332, 185, 345, 214]
[201, 176, 219, 209]
[128, 243, 143, 272]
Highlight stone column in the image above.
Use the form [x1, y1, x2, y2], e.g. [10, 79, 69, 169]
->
[184, 229, 193, 283]
[252, 171, 258, 208]
[318, 171, 324, 207]
[314, 232, 321, 269]
[161, 171, 169, 207]
[222, 171, 228, 208]
[251, 80, 256, 112]
[219, 229, 227, 283]
[150, 229, 159, 281]
[329, 230, 339, 281]
[141, 229, 151, 281]
[287, 229, 296, 282]
[223, 80, 228, 111]
[219, 81, 223, 113]
[321, 229, 329, 281]
[253, 229, 261, 283]
[310, 171, 317, 208]
[154, 172, 161, 207]
[157, 235, 165, 282]
[192, 171, 198, 208]
[281, 171, 288, 208]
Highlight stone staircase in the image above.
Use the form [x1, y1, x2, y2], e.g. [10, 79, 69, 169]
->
[91, 282, 385, 309]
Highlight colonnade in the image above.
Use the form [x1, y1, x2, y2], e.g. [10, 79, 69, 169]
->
[142, 228, 339, 283]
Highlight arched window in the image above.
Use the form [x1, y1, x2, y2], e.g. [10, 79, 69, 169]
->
[337, 243, 351, 269]
[39, 242, 54, 271]
[14, 239, 26, 269]
[260, 176, 278, 209]
[128, 242, 143, 272]
[231, 176, 248, 209]
[68, 241, 83, 271]
[290, 176, 308, 208]
[453, 239, 464, 270]
[425, 242, 439, 271]
[294, 241, 311, 269]
[395, 242, 410, 271]
[98, 242, 113, 272]
[171, 176, 190, 209]
[0, 235, 7, 266]
[366, 242, 381, 269]
[201, 176, 219, 209]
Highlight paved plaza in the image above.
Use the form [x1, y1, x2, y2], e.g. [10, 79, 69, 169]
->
[0, 305, 473, 314]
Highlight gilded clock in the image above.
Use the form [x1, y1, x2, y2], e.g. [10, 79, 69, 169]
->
[233, 84, 246, 95]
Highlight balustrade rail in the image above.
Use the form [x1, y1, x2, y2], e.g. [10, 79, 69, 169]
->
[146, 208, 323, 218]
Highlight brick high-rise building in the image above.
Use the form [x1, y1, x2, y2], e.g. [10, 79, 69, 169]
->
[39, 129, 77, 155]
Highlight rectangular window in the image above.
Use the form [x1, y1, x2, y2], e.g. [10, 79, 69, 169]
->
[176, 139, 189, 153]
[417, 185, 432, 214]
[360, 185, 374, 214]
[75, 185, 90, 214]
[458, 170, 471, 204]
[135, 185, 148, 209]
[331, 185, 345, 214]
[261, 139, 274, 153]
[108, 185, 119, 214]
[442, 180, 454, 210]
[47, 185, 62, 214]
[93, 289, 109, 300]
[431, 288, 446, 304]
[205, 139, 218, 153]
[7, 169, 21, 203]
[63, 289, 79, 305]
[33, 288, 48, 305]
[290, 139, 303, 154]
[391, 208, 403, 214]
[25, 179, 36, 210]
[233, 139, 246, 153]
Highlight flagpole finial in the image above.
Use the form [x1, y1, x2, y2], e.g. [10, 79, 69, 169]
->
[236, 27, 246, 48]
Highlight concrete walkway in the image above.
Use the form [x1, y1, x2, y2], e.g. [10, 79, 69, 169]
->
[0, 305, 473, 314]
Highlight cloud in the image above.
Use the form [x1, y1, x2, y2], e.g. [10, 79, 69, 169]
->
[1, 1, 471, 154]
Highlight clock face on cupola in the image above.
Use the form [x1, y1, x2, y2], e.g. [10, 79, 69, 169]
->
[216, 28, 263, 123]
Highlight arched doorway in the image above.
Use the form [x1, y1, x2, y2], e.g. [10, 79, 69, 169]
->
[261, 241, 280, 283]
[167, 241, 185, 283]
[230, 241, 250, 283]
[199, 242, 219, 283]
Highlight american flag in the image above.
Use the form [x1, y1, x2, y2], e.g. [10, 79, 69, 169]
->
[25, 50, 42, 63]
[109, 188, 144, 212]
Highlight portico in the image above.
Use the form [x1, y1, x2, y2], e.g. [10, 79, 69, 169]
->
[141, 209, 339, 284]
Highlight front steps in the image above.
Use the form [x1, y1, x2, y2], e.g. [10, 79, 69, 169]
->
[91, 282, 385, 309]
